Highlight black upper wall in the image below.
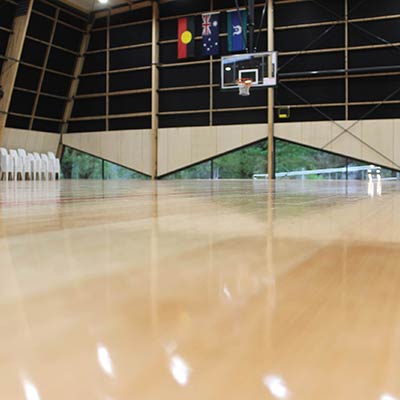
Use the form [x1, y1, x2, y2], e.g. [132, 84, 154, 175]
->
[3, 0, 400, 133]
[68, 5, 153, 133]
[71, 0, 400, 131]
[0, 1, 17, 72]
[157, 0, 400, 126]
[4, 0, 87, 133]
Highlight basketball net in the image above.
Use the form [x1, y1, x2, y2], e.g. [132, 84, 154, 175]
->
[237, 79, 253, 96]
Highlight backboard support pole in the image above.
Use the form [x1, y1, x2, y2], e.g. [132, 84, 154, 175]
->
[267, 0, 275, 180]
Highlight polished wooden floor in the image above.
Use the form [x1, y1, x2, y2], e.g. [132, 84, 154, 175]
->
[1, 179, 400, 400]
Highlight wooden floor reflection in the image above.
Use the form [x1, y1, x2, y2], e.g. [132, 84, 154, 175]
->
[0, 179, 400, 400]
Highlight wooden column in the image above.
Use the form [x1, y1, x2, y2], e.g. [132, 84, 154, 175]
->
[151, 0, 159, 179]
[58, 18, 94, 157]
[345, 0, 349, 120]
[106, 10, 110, 132]
[267, 0, 275, 180]
[209, 0, 214, 127]
[209, 56, 213, 126]
[0, 0, 34, 144]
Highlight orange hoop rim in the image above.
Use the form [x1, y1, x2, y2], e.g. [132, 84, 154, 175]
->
[236, 78, 254, 87]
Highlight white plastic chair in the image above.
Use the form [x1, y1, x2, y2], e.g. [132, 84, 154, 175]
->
[9, 149, 24, 181]
[33, 152, 46, 180]
[47, 152, 61, 180]
[0, 148, 13, 181]
[41, 153, 52, 180]
[28, 153, 41, 181]
[17, 149, 32, 181]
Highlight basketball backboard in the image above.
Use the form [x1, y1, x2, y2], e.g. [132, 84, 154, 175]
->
[221, 51, 278, 90]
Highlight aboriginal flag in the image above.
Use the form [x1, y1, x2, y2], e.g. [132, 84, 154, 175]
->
[178, 17, 195, 59]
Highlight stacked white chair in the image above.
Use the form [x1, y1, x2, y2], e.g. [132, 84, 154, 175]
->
[9, 149, 24, 181]
[41, 153, 52, 181]
[0, 148, 13, 181]
[28, 153, 41, 181]
[47, 152, 61, 180]
[17, 149, 32, 181]
[0, 148, 62, 181]
[33, 152, 47, 180]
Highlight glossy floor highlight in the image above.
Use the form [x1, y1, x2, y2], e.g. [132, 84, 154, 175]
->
[1, 179, 400, 400]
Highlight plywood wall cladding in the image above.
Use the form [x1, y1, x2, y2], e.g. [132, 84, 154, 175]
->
[157, 119, 400, 176]
[62, 130, 153, 176]
[157, 125, 267, 176]
[56, 119, 400, 176]
[2, 128, 59, 154]
[275, 119, 400, 171]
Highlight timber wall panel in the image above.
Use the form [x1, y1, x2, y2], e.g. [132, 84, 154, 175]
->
[62, 129, 152, 176]
[2, 127, 59, 153]
[157, 118, 400, 176]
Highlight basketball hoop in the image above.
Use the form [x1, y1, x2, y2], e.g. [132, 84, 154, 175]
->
[237, 79, 253, 96]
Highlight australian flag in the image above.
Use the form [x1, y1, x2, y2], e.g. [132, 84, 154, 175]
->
[202, 13, 220, 56]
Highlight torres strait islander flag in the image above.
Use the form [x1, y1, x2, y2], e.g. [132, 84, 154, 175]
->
[202, 12, 220, 56]
[227, 9, 248, 52]
[178, 16, 195, 59]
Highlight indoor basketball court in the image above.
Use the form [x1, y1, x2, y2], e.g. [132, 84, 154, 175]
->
[1, 0, 400, 399]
